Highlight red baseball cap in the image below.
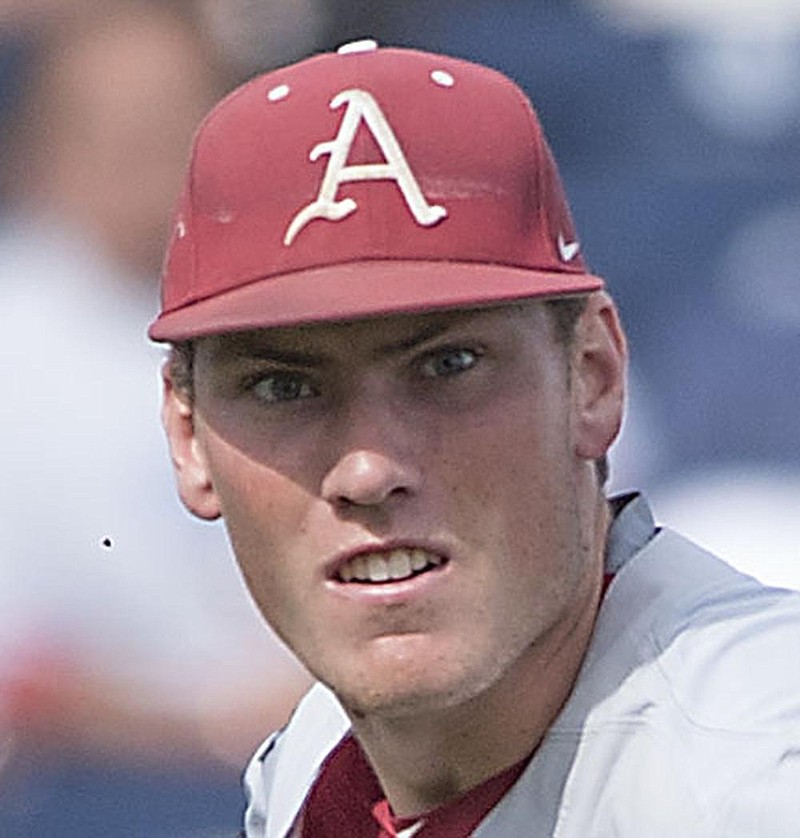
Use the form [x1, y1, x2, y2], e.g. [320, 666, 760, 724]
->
[148, 40, 603, 342]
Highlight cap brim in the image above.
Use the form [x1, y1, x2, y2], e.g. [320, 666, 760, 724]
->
[148, 260, 604, 342]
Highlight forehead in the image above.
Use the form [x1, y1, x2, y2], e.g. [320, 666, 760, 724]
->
[195, 302, 554, 363]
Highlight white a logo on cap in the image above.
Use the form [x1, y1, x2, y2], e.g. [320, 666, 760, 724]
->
[284, 89, 447, 245]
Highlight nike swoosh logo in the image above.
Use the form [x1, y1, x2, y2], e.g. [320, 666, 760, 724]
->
[558, 233, 580, 263]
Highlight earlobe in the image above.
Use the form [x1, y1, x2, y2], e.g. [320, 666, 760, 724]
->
[161, 365, 222, 521]
[571, 292, 627, 461]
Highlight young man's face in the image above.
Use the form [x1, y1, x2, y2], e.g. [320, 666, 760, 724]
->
[164, 296, 624, 719]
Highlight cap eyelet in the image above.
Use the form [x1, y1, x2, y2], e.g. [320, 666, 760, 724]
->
[430, 69, 455, 88]
[267, 84, 290, 102]
[337, 39, 378, 55]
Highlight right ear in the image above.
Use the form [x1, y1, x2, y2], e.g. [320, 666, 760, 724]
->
[161, 363, 221, 521]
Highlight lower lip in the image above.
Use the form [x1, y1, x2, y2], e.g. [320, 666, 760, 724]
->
[325, 562, 450, 604]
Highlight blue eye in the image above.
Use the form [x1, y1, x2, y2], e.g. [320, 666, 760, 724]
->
[421, 347, 480, 378]
[251, 372, 316, 403]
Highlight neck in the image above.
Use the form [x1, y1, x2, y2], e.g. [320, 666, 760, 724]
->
[350, 495, 612, 817]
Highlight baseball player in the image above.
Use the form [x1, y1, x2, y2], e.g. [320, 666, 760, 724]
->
[149, 41, 800, 837]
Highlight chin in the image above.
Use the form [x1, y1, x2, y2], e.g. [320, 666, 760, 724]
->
[328, 660, 505, 722]
[341, 686, 463, 721]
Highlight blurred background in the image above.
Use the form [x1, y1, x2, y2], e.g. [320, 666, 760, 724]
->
[0, 0, 797, 834]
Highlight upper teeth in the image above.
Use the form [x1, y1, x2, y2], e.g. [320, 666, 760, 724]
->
[338, 548, 443, 583]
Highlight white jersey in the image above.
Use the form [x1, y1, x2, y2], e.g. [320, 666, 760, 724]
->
[242, 495, 800, 837]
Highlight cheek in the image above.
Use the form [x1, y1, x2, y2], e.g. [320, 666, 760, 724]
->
[439, 395, 573, 529]
[439, 396, 584, 600]
[200, 433, 313, 611]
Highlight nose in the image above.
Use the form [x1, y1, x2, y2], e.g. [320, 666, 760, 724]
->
[319, 385, 421, 509]
[321, 448, 418, 509]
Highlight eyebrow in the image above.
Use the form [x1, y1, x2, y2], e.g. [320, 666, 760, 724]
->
[214, 345, 326, 367]
[206, 313, 475, 367]
[371, 318, 458, 359]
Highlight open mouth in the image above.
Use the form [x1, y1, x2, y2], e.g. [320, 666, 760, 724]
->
[337, 548, 446, 584]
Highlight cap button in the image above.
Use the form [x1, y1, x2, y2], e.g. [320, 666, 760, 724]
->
[337, 39, 378, 55]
